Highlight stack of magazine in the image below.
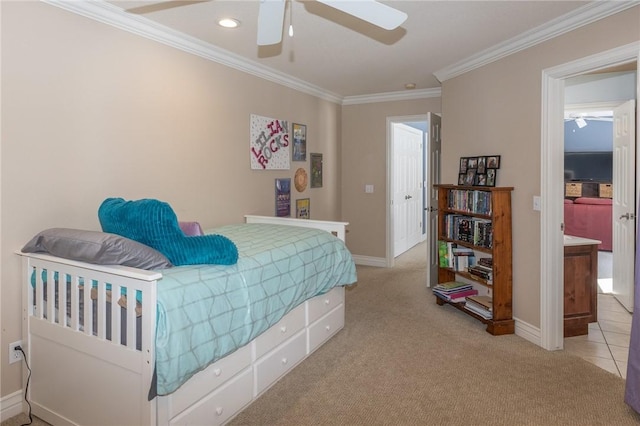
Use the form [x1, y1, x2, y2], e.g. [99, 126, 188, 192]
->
[464, 295, 493, 319]
[432, 281, 478, 303]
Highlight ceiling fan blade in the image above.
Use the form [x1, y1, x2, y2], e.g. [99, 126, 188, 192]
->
[317, 0, 407, 30]
[126, 1, 209, 15]
[257, 0, 286, 46]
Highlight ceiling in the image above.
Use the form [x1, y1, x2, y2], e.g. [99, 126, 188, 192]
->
[97, 1, 629, 99]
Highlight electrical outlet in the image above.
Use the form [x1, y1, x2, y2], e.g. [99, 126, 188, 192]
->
[9, 341, 23, 364]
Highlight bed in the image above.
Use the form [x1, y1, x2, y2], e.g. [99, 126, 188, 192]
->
[18, 214, 356, 425]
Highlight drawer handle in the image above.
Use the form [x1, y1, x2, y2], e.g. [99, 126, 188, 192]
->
[213, 368, 221, 377]
[282, 357, 288, 365]
[280, 326, 287, 333]
[215, 407, 223, 416]
[325, 325, 331, 332]
[324, 299, 330, 305]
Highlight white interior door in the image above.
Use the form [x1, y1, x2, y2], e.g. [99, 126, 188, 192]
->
[427, 113, 442, 288]
[612, 99, 636, 312]
[392, 123, 423, 257]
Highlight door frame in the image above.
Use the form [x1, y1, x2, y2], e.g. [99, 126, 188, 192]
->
[540, 41, 639, 351]
[386, 114, 428, 267]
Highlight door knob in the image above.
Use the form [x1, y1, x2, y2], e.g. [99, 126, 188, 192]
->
[620, 212, 636, 220]
[405, 195, 412, 200]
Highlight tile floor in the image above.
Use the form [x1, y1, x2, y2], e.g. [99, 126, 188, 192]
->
[563, 251, 633, 378]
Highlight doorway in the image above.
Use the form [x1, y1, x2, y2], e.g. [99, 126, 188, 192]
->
[563, 101, 626, 301]
[386, 114, 430, 269]
[540, 42, 639, 351]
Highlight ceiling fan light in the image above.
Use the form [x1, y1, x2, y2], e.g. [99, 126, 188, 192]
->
[218, 18, 240, 28]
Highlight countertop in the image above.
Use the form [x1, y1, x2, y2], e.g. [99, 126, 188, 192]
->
[564, 234, 602, 246]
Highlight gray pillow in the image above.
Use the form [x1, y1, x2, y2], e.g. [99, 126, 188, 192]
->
[21, 228, 172, 270]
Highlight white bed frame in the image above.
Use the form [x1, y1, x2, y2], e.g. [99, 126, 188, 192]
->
[18, 215, 350, 425]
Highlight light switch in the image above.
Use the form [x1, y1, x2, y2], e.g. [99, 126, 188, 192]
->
[365, 184, 374, 193]
[533, 196, 542, 211]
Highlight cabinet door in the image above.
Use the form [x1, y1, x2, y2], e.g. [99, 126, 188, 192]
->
[564, 244, 598, 337]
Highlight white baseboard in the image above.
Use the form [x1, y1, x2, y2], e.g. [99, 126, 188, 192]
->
[514, 317, 542, 347]
[1, 390, 24, 422]
[352, 255, 387, 267]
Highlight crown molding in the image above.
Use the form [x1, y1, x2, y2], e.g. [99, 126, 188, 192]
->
[434, 1, 640, 83]
[342, 88, 441, 106]
[41, 1, 635, 103]
[41, 0, 343, 104]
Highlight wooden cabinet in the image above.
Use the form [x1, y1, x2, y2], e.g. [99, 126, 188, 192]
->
[434, 184, 514, 335]
[563, 236, 599, 337]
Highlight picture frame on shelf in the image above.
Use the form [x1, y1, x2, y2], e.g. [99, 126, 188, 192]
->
[475, 173, 487, 186]
[459, 157, 468, 174]
[467, 157, 478, 170]
[487, 155, 501, 169]
[458, 173, 466, 185]
[464, 169, 476, 186]
[477, 156, 487, 174]
[486, 169, 497, 187]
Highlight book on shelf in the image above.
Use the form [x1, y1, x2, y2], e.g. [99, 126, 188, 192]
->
[472, 219, 493, 248]
[477, 257, 493, 268]
[443, 214, 493, 249]
[451, 247, 475, 271]
[438, 240, 449, 268]
[433, 281, 471, 292]
[466, 295, 493, 311]
[433, 281, 479, 303]
[438, 242, 475, 271]
[448, 189, 492, 215]
[464, 302, 493, 319]
[448, 288, 479, 303]
[464, 295, 493, 319]
[468, 264, 493, 283]
[433, 287, 479, 303]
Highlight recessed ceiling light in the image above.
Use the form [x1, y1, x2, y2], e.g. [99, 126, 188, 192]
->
[404, 83, 416, 90]
[218, 18, 240, 28]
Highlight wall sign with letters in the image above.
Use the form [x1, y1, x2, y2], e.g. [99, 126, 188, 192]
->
[250, 114, 290, 170]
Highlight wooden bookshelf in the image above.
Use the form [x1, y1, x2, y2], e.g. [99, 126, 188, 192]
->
[434, 184, 514, 335]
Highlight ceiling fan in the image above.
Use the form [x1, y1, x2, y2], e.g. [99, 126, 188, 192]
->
[257, 0, 408, 45]
[126, 0, 408, 46]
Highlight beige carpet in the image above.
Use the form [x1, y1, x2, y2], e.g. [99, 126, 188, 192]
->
[4, 244, 639, 425]
[230, 244, 640, 426]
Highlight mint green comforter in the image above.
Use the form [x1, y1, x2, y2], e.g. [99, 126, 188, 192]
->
[154, 223, 357, 396]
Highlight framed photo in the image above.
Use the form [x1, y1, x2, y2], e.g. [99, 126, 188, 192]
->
[467, 157, 478, 169]
[486, 169, 497, 187]
[294, 167, 308, 192]
[464, 169, 476, 186]
[459, 157, 468, 174]
[310, 153, 323, 188]
[487, 155, 501, 169]
[475, 173, 487, 186]
[477, 156, 487, 174]
[292, 123, 307, 161]
[458, 173, 466, 185]
[275, 178, 291, 217]
[296, 198, 310, 219]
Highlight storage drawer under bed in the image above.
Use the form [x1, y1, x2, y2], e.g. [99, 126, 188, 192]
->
[308, 303, 345, 353]
[307, 286, 345, 324]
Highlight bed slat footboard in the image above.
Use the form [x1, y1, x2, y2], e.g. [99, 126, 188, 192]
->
[19, 252, 160, 426]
